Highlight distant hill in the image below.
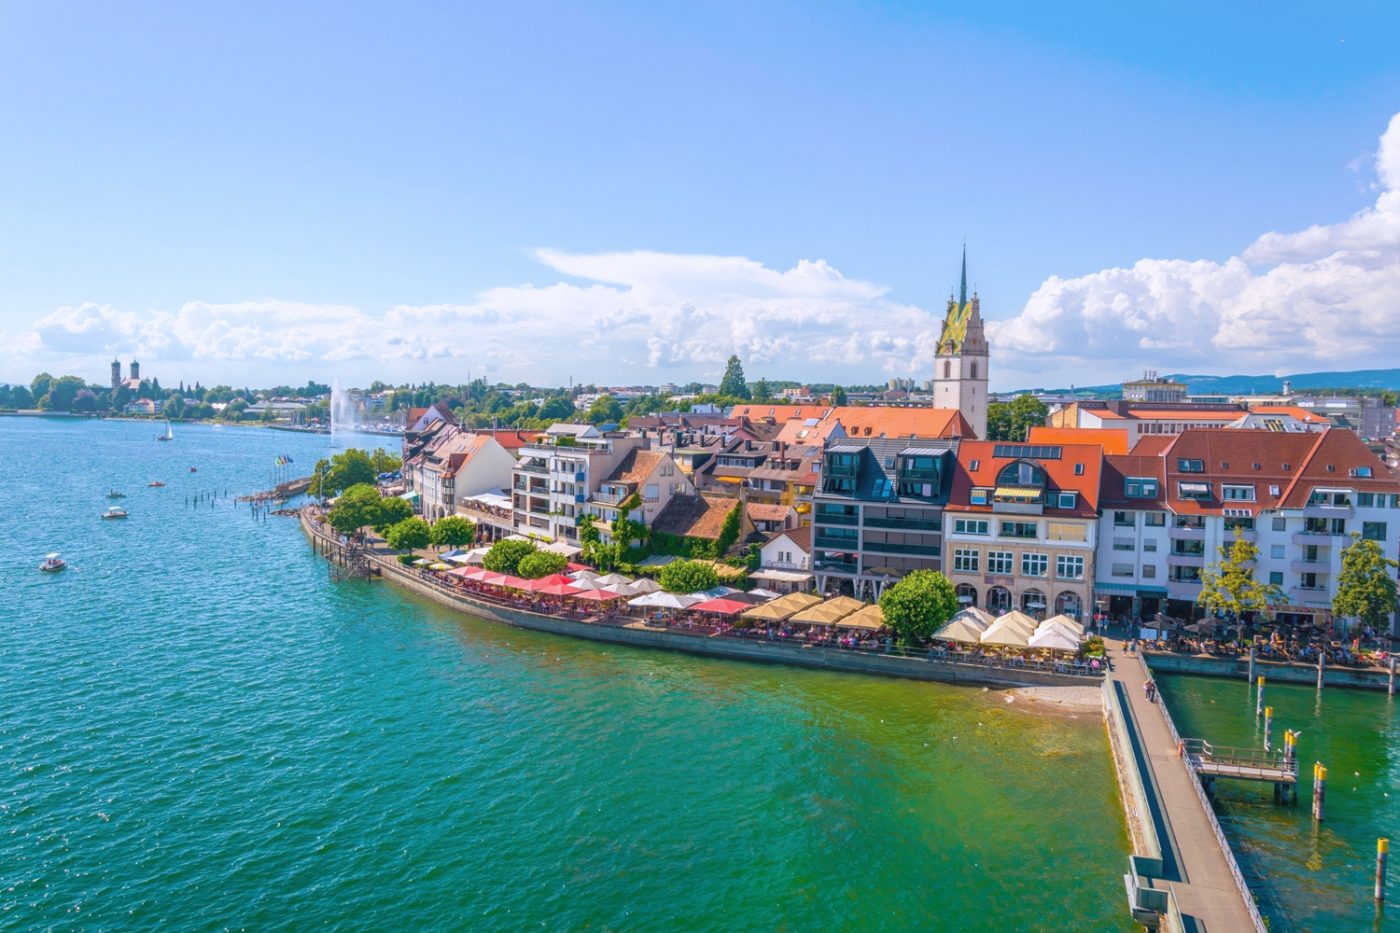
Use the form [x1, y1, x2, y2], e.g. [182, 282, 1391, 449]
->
[1016, 368, 1400, 398]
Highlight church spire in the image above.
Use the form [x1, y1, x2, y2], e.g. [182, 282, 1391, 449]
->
[959, 244, 968, 309]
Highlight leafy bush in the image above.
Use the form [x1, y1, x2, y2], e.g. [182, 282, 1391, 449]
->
[714, 502, 741, 556]
[517, 551, 568, 579]
[397, 553, 418, 565]
[658, 559, 720, 594]
[483, 538, 538, 575]
[877, 570, 958, 643]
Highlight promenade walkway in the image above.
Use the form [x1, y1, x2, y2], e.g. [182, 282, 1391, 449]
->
[1107, 643, 1262, 931]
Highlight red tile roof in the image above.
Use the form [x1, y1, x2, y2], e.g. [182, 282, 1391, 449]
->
[947, 440, 1103, 517]
[1099, 454, 1167, 509]
[1027, 426, 1131, 455]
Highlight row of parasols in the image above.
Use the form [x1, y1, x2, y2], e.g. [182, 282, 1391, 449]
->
[426, 559, 889, 631]
[934, 607, 1087, 652]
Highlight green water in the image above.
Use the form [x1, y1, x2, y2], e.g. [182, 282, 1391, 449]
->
[0, 418, 1131, 930]
[1158, 673, 1400, 930]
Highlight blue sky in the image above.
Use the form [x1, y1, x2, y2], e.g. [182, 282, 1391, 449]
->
[4, 1, 1400, 390]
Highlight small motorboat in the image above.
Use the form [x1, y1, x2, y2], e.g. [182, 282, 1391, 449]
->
[39, 552, 66, 573]
[189, 466, 197, 473]
[102, 506, 129, 520]
[147, 481, 165, 488]
[107, 490, 126, 499]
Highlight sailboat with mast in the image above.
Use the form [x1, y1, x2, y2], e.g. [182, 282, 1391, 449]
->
[157, 415, 173, 442]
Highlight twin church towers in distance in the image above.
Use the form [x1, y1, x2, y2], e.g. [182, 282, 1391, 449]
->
[932, 248, 990, 439]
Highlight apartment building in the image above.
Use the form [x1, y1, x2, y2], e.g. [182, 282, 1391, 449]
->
[810, 436, 957, 599]
[1094, 454, 1170, 620]
[1098, 429, 1400, 632]
[943, 441, 1104, 620]
[585, 449, 694, 543]
[411, 427, 517, 521]
[511, 424, 646, 544]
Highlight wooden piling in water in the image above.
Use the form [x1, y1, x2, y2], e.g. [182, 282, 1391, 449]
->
[1313, 763, 1327, 821]
[1264, 706, 1273, 752]
[1248, 645, 1256, 682]
[1318, 652, 1325, 690]
[1379, 838, 1389, 903]
[1257, 675, 1265, 717]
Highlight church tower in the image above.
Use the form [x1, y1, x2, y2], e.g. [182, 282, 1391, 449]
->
[932, 248, 989, 439]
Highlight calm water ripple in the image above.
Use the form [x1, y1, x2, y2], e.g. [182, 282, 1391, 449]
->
[1, 418, 1130, 931]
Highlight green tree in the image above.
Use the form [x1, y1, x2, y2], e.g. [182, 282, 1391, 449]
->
[30, 372, 53, 402]
[537, 397, 575, 421]
[327, 483, 385, 535]
[658, 559, 720, 593]
[517, 550, 568, 579]
[1333, 533, 1400, 634]
[578, 514, 601, 563]
[46, 375, 86, 411]
[1197, 527, 1283, 621]
[71, 388, 98, 413]
[878, 569, 959, 642]
[752, 377, 771, 402]
[164, 396, 186, 419]
[9, 385, 34, 408]
[830, 385, 848, 405]
[310, 448, 379, 497]
[371, 496, 415, 533]
[585, 394, 624, 424]
[985, 393, 1048, 441]
[385, 517, 431, 553]
[430, 515, 476, 549]
[369, 448, 402, 474]
[483, 538, 538, 575]
[718, 354, 750, 400]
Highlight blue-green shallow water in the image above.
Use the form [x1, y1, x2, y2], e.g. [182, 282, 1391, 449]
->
[1158, 673, 1400, 931]
[1, 418, 1131, 931]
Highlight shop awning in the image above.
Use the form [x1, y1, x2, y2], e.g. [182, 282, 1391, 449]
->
[994, 486, 1042, 501]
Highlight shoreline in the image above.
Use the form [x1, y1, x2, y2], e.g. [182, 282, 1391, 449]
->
[298, 508, 1103, 696]
[1000, 684, 1102, 718]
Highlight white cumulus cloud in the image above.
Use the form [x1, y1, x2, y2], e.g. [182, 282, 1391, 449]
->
[990, 111, 1400, 386]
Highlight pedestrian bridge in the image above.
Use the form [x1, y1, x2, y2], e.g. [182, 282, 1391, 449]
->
[1184, 739, 1298, 785]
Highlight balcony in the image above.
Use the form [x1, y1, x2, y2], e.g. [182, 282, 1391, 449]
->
[814, 534, 860, 550]
[517, 460, 548, 475]
[813, 511, 859, 526]
[861, 541, 940, 557]
[1166, 580, 1203, 601]
[592, 489, 632, 507]
[814, 558, 858, 575]
[1289, 585, 1330, 606]
[1167, 554, 1204, 568]
[1290, 559, 1330, 573]
[1292, 531, 1342, 545]
[1303, 503, 1354, 519]
[1169, 525, 1205, 540]
[864, 516, 940, 532]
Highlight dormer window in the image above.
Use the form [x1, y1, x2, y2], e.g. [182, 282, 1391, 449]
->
[1177, 458, 1205, 473]
[996, 460, 1046, 487]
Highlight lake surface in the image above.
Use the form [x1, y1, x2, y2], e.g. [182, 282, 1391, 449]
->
[0, 417, 1131, 930]
[1158, 672, 1400, 930]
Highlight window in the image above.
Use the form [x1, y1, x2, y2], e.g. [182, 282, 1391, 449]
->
[1270, 544, 1285, 559]
[1057, 492, 1077, 509]
[1143, 540, 1158, 552]
[1074, 463, 1085, 475]
[1124, 477, 1159, 498]
[1111, 562, 1133, 578]
[970, 459, 980, 471]
[970, 488, 989, 505]
[644, 483, 659, 501]
[1177, 458, 1205, 473]
[1364, 521, 1387, 542]
[996, 461, 1046, 486]
[1353, 466, 1374, 478]
[1359, 493, 1376, 507]
[992, 444, 1062, 460]
[1272, 517, 1286, 532]
[1222, 485, 1256, 501]
[1021, 552, 1049, 577]
[986, 551, 1014, 575]
[1178, 482, 1212, 499]
[1269, 571, 1284, 586]
[1056, 555, 1084, 580]
[1046, 522, 1086, 542]
[1145, 512, 1166, 527]
[954, 518, 989, 535]
[1142, 565, 1157, 579]
[1113, 511, 1134, 527]
[953, 549, 979, 573]
[1000, 520, 1038, 539]
[944, 360, 951, 379]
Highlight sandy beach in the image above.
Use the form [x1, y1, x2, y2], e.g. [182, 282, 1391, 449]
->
[994, 684, 1103, 718]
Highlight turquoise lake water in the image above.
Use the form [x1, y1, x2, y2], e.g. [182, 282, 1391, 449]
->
[0, 417, 1137, 930]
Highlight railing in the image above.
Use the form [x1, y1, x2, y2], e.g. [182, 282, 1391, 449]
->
[861, 541, 940, 557]
[1139, 654, 1268, 933]
[813, 512, 859, 526]
[864, 516, 940, 531]
[1183, 740, 1296, 779]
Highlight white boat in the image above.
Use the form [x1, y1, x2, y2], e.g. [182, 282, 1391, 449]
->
[157, 417, 173, 442]
[39, 552, 66, 573]
[102, 506, 129, 520]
